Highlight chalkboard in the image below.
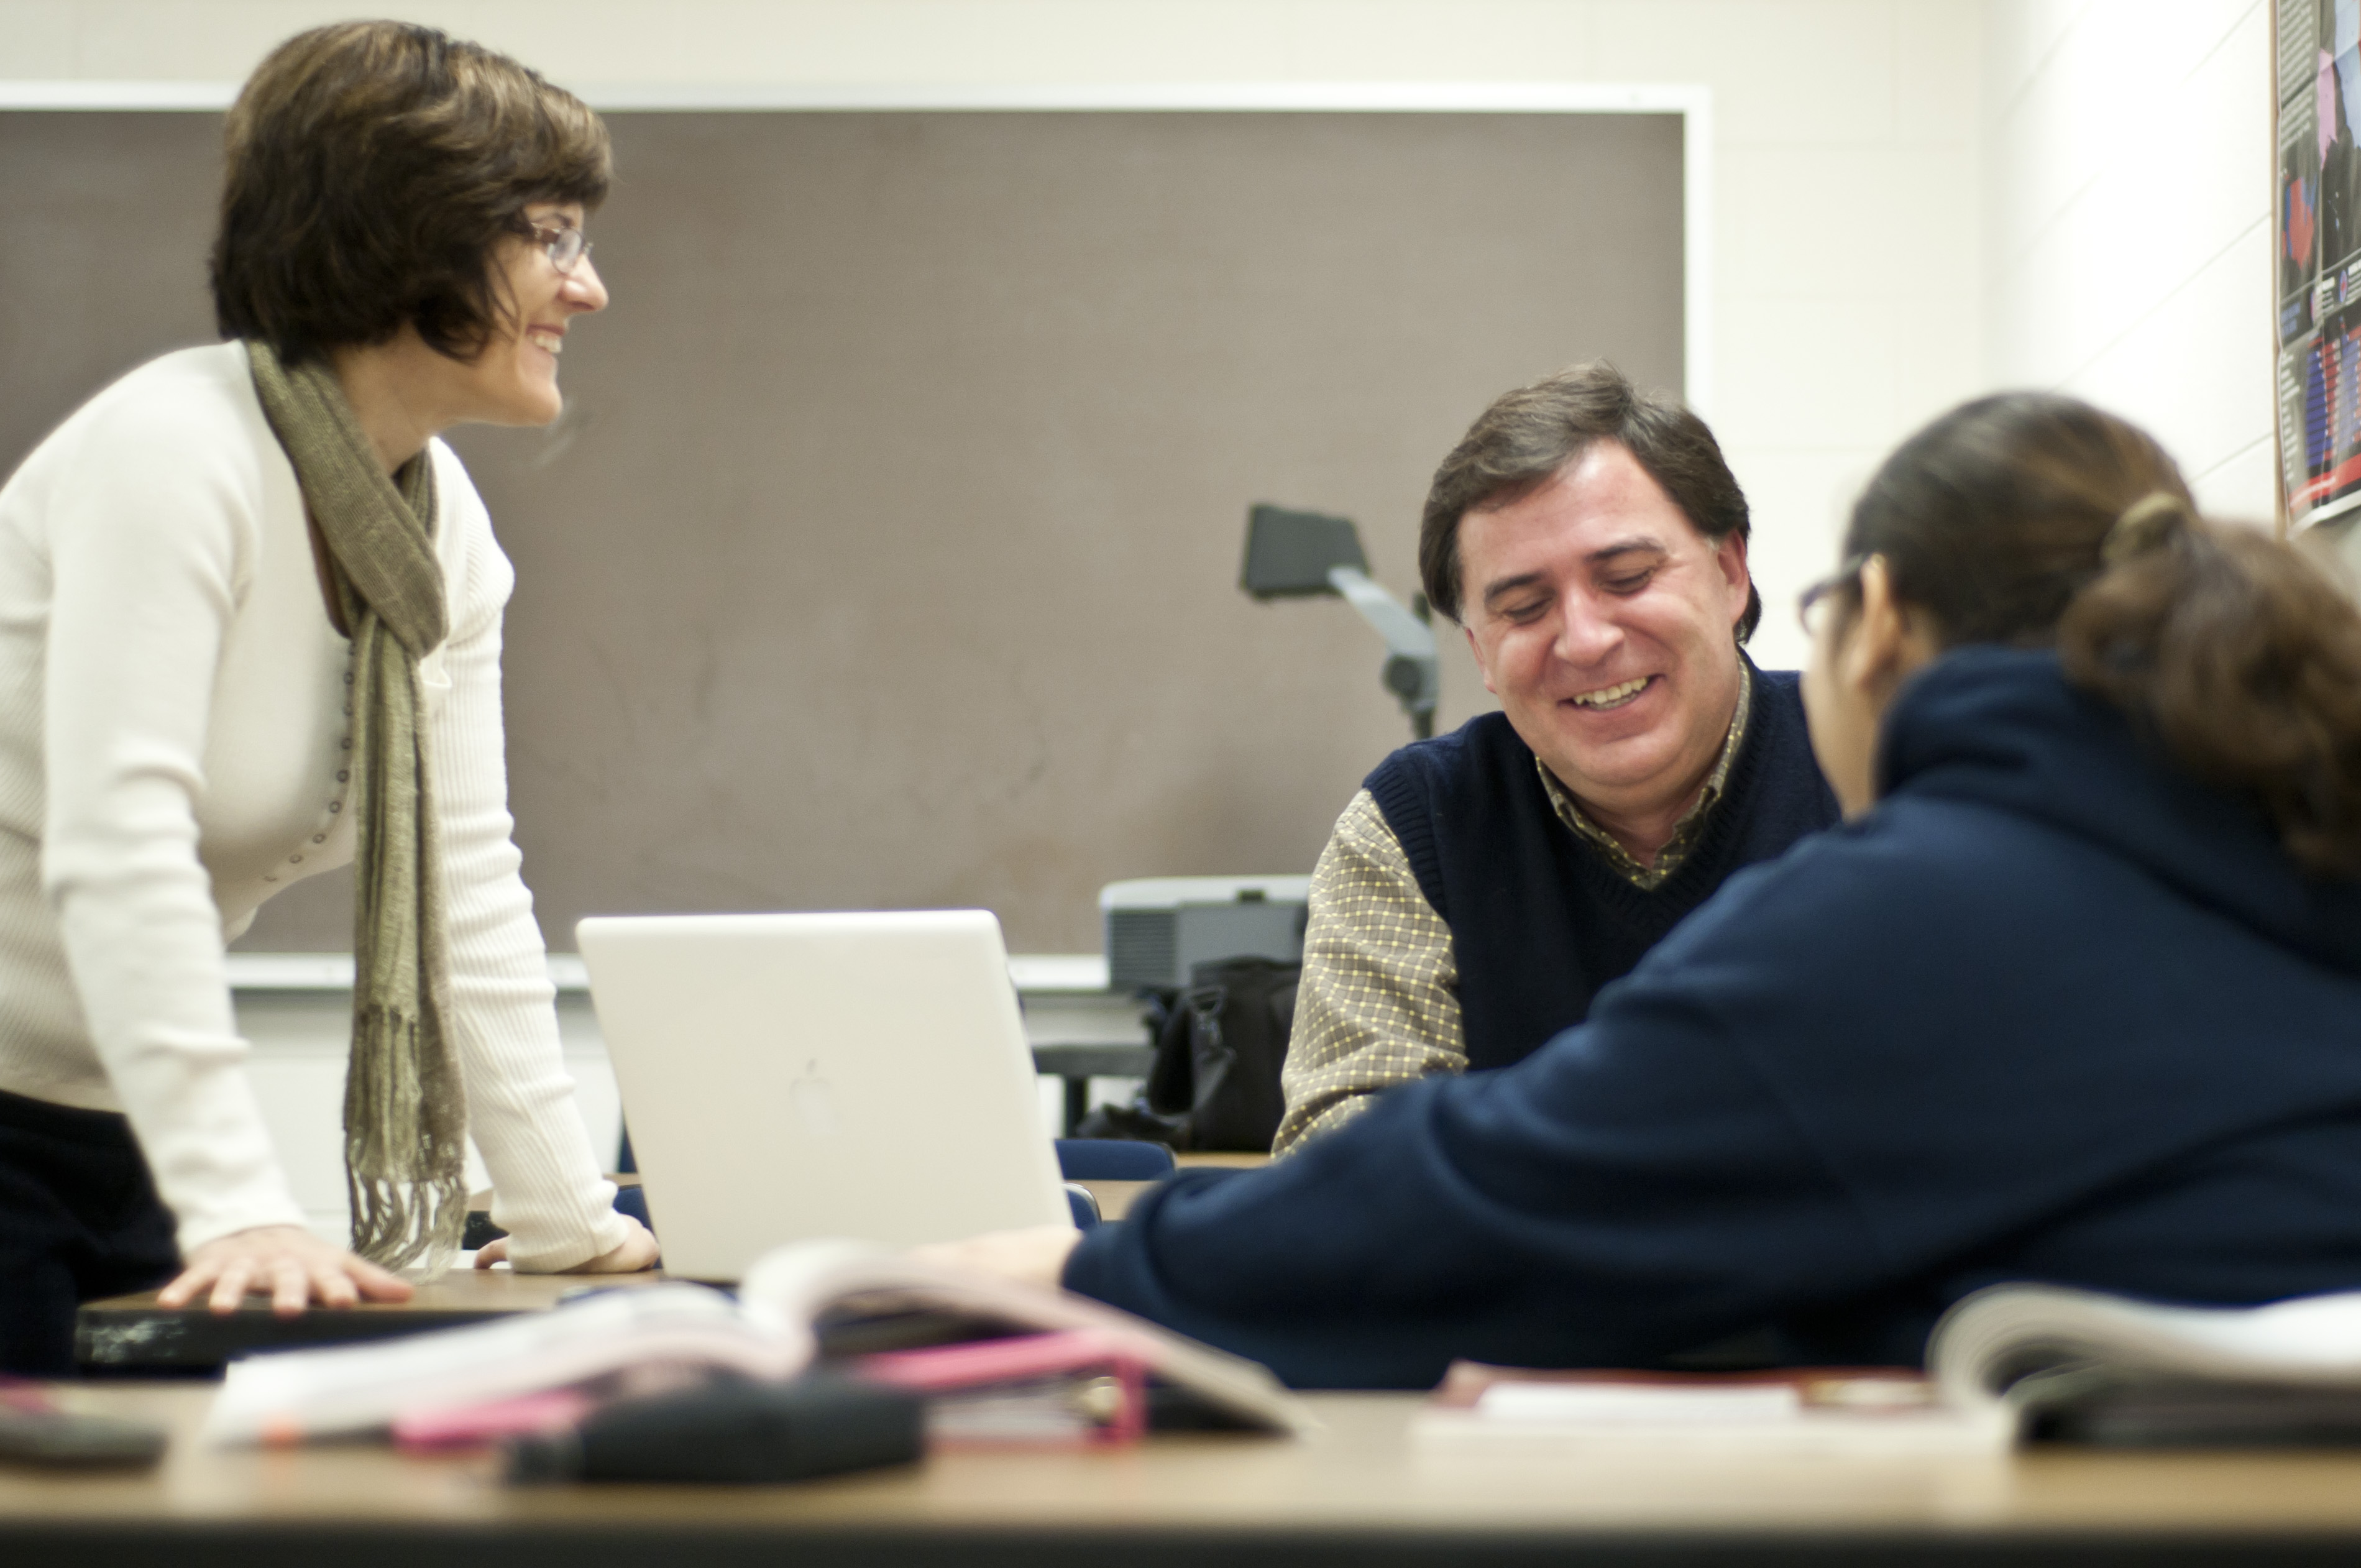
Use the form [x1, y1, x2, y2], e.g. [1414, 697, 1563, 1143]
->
[0, 105, 1684, 951]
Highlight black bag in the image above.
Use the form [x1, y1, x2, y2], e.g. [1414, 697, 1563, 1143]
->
[1141, 956, 1301, 1152]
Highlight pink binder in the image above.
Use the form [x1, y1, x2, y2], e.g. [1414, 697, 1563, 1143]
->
[856, 1329, 1150, 1447]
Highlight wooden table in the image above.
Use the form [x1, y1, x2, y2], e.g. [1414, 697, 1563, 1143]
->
[11, 1384, 2361, 1566]
[76, 1269, 675, 1373]
[1077, 1150, 1266, 1222]
[80, 1157, 1262, 1371]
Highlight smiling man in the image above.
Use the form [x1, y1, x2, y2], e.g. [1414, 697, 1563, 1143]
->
[1273, 363, 1841, 1152]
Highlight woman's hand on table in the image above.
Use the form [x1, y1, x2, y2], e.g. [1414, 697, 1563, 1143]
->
[471, 1212, 659, 1273]
[911, 1225, 1082, 1291]
[157, 1224, 415, 1316]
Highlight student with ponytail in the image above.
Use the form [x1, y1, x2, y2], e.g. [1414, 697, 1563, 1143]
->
[1805, 393, 2361, 877]
[936, 393, 2361, 1389]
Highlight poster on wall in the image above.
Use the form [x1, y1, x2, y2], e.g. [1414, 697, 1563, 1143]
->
[2278, 0, 2361, 528]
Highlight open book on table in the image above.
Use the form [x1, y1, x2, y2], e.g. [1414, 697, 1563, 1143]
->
[201, 1239, 1316, 1446]
[1414, 1363, 2014, 1456]
[1417, 1285, 2361, 1454]
[1930, 1282, 2361, 1445]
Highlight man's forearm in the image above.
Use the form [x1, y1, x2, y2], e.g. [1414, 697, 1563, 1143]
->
[1273, 790, 1464, 1155]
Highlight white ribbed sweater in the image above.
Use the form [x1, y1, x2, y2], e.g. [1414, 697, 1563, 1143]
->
[0, 344, 626, 1270]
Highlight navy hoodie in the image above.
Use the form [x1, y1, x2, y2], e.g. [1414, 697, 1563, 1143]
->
[1062, 649, 2361, 1388]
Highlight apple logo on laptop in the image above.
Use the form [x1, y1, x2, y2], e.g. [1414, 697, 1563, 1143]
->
[789, 1059, 838, 1136]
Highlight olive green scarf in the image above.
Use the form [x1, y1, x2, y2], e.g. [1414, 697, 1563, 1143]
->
[246, 340, 467, 1272]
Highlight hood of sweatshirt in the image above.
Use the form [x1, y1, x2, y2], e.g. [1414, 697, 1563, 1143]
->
[1874, 645, 2361, 979]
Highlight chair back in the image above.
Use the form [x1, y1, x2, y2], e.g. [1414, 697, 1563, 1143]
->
[1055, 1139, 1178, 1181]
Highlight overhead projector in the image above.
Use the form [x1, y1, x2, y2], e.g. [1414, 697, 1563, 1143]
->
[1099, 876, 1311, 992]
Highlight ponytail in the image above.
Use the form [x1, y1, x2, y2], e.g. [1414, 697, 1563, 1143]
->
[2059, 496, 2361, 878]
[1848, 392, 2361, 878]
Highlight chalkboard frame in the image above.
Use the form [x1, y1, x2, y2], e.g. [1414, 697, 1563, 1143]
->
[0, 78, 1712, 406]
[0, 80, 1710, 953]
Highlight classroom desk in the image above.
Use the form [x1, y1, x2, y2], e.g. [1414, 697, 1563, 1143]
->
[76, 1162, 1264, 1369]
[76, 1269, 675, 1372]
[1031, 1040, 1155, 1127]
[11, 1383, 2361, 1567]
[1080, 1151, 1267, 1221]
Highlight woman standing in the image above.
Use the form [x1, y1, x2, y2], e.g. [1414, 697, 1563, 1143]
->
[0, 22, 655, 1375]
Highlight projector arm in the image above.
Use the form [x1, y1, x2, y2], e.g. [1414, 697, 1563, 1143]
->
[1326, 566, 1439, 740]
[1239, 503, 1441, 741]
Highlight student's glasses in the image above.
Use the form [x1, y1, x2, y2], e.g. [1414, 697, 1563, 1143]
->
[521, 220, 593, 275]
[1797, 554, 1870, 638]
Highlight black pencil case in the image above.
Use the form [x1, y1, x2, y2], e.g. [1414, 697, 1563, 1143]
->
[505, 1374, 924, 1484]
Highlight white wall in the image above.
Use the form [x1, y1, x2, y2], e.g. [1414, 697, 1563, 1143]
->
[1983, 1, 2278, 524]
[0, 0, 1987, 671]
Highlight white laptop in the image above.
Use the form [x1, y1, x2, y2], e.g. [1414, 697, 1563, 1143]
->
[575, 909, 1073, 1281]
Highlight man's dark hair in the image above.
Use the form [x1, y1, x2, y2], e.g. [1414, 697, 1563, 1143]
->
[212, 21, 612, 366]
[1419, 362, 1759, 641]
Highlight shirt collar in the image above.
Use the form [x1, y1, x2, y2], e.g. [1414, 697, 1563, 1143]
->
[1538, 660, 1754, 891]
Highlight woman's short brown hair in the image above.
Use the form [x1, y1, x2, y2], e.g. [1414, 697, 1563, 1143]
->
[212, 21, 611, 365]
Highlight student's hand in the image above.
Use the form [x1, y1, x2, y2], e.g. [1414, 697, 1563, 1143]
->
[157, 1225, 415, 1317]
[911, 1226, 1083, 1291]
[472, 1213, 659, 1273]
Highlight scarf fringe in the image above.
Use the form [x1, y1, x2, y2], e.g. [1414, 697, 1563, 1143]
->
[344, 1001, 469, 1272]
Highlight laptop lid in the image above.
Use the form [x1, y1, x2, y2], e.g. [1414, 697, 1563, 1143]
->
[575, 909, 1072, 1281]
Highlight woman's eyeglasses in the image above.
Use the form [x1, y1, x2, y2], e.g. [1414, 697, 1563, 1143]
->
[1797, 554, 1869, 638]
[522, 220, 593, 276]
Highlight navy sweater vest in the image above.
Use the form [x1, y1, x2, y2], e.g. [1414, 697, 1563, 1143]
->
[1364, 667, 1840, 1071]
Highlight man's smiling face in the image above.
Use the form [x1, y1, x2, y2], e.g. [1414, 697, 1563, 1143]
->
[1458, 439, 1751, 830]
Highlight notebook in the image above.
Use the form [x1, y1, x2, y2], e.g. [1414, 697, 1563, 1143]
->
[574, 909, 1073, 1280]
